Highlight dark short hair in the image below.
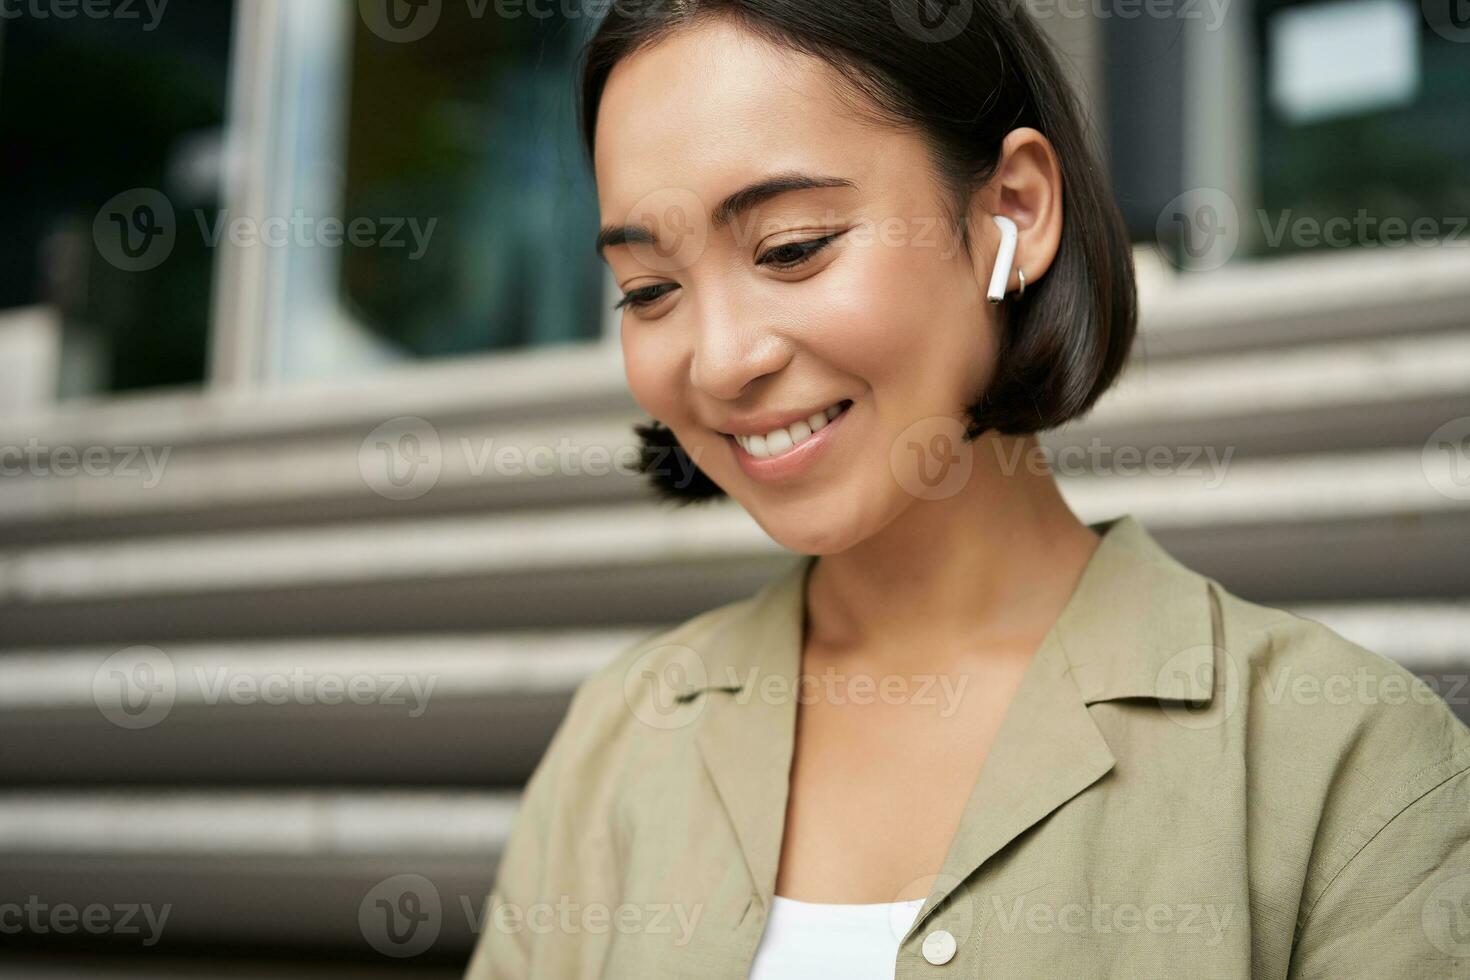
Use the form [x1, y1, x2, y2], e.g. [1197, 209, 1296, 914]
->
[579, 0, 1137, 504]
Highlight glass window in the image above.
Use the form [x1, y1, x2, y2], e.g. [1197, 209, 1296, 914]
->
[0, 3, 235, 398]
[1252, 0, 1470, 253]
[276, 3, 606, 382]
[1103, 0, 1470, 267]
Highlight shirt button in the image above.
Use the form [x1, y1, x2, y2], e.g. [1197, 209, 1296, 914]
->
[922, 929, 956, 965]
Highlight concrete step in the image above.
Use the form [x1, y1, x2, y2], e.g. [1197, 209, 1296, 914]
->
[3, 449, 1467, 646]
[0, 789, 509, 959]
[0, 629, 649, 785]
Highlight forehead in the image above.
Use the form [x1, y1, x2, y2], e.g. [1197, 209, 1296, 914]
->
[593, 19, 890, 221]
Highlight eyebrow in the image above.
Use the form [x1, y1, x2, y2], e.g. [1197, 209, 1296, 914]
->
[595, 171, 857, 257]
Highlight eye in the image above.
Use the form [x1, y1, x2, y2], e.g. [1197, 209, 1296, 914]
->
[756, 232, 843, 271]
[613, 282, 678, 311]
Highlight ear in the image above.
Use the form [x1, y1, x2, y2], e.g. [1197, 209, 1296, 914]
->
[969, 127, 1064, 295]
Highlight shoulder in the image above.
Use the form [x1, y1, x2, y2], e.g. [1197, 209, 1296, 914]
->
[1204, 579, 1470, 904]
[1202, 588, 1470, 968]
[1211, 581, 1469, 763]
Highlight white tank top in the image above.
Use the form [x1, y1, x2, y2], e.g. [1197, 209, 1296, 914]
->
[748, 894, 927, 980]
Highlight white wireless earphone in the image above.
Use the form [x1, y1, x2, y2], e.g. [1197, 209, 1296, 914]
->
[987, 214, 1023, 304]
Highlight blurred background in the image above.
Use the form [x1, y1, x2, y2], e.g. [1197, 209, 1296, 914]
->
[0, 0, 1467, 975]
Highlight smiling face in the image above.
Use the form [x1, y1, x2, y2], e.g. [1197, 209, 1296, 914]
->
[594, 17, 1005, 555]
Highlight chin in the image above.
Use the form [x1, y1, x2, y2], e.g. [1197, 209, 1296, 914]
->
[738, 484, 883, 556]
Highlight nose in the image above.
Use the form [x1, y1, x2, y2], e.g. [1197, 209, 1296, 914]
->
[687, 295, 791, 401]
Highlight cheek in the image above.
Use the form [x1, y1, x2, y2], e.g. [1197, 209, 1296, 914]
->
[803, 236, 996, 413]
[621, 321, 685, 423]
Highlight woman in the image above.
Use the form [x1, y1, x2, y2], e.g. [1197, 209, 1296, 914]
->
[466, 1, 1470, 977]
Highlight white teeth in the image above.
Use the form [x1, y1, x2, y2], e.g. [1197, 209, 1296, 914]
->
[735, 401, 847, 458]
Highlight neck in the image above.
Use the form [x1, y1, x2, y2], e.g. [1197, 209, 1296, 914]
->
[803, 432, 1100, 664]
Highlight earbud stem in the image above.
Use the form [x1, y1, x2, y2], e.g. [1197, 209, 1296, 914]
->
[987, 214, 1018, 304]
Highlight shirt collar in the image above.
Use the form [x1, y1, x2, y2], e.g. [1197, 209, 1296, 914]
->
[1052, 514, 1217, 704]
[685, 512, 1219, 930]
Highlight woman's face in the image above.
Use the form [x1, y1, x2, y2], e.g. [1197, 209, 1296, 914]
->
[595, 18, 1003, 555]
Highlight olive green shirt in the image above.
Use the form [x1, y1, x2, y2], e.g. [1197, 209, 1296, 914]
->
[465, 515, 1470, 978]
